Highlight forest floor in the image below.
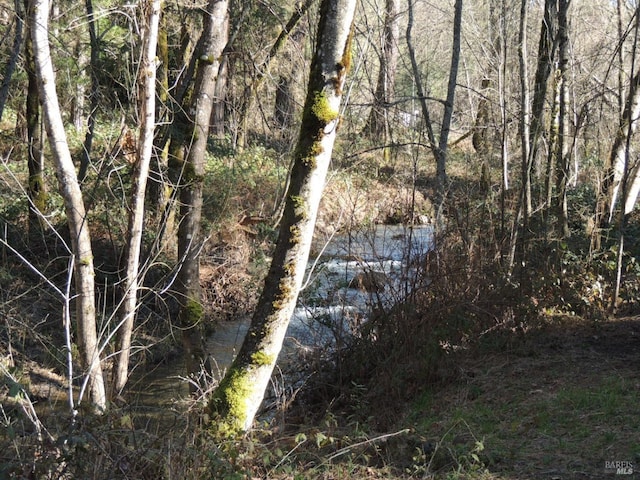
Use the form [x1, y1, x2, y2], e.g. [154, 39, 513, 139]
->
[2, 138, 639, 478]
[2, 261, 640, 479]
[269, 313, 640, 479]
[380, 313, 640, 479]
[3, 230, 640, 478]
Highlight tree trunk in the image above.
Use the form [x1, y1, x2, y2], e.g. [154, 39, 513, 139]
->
[609, 4, 640, 312]
[112, 0, 161, 397]
[78, 0, 99, 184]
[170, 0, 229, 377]
[0, 0, 23, 122]
[147, 11, 178, 257]
[598, 67, 640, 233]
[554, 0, 571, 238]
[506, 0, 531, 277]
[406, 0, 437, 182]
[472, 78, 494, 157]
[24, 0, 46, 239]
[211, 50, 228, 138]
[530, 0, 558, 187]
[31, 0, 106, 411]
[617, 0, 625, 115]
[274, 75, 295, 128]
[209, 0, 356, 435]
[437, 0, 462, 185]
[235, 0, 314, 150]
[518, 0, 531, 218]
[498, 0, 509, 195]
[71, 37, 87, 132]
[363, 0, 399, 141]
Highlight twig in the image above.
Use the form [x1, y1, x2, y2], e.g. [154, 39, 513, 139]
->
[326, 428, 411, 462]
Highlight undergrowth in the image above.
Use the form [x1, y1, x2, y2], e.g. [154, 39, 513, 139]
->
[2, 125, 640, 479]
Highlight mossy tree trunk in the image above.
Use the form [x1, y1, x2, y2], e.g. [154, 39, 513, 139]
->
[112, 0, 161, 397]
[209, 0, 356, 435]
[170, 0, 229, 376]
[31, 0, 106, 411]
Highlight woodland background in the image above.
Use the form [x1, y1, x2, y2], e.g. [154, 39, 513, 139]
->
[1, 0, 640, 478]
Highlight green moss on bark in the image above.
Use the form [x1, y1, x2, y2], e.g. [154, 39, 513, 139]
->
[209, 368, 253, 436]
[184, 296, 204, 326]
[29, 175, 47, 213]
[310, 91, 339, 124]
[208, 350, 276, 436]
[334, 28, 353, 94]
[168, 155, 204, 184]
[289, 224, 302, 244]
[290, 195, 308, 220]
[272, 278, 293, 310]
[251, 350, 275, 366]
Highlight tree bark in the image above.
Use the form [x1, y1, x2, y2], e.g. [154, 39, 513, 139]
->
[518, 0, 531, 218]
[598, 2, 640, 226]
[554, 0, 571, 238]
[0, 0, 23, 122]
[363, 0, 399, 141]
[170, 0, 229, 376]
[274, 75, 295, 128]
[209, 0, 356, 435]
[24, 0, 46, 239]
[506, 0, 531, 277]
[71, 37, 87, 132]
[112, 0, 161, 397]
[211, 46, 228, 137]
[530, 0, 558, 186]
[31, 0, 106, 411]
[437, 0, 462, 185]
[498, 0, 509, 195]
[598, 67, 640, 230]
[406, 0, 437, 176]
[77, 0, 99, 183]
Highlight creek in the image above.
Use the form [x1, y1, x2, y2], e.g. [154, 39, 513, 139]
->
[205, 225, 433, 380]
[128, 224, 434, 410]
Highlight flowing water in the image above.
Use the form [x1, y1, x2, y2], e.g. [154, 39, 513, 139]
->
[205, 224, 434, 377]
[130, 224, 434, 409]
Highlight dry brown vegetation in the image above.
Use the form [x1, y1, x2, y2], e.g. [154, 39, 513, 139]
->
[3, 142, 639, 478]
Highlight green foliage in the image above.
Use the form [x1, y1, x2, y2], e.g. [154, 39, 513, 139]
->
[93, 18, 135, 108]
[203, 145, 287, 222]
